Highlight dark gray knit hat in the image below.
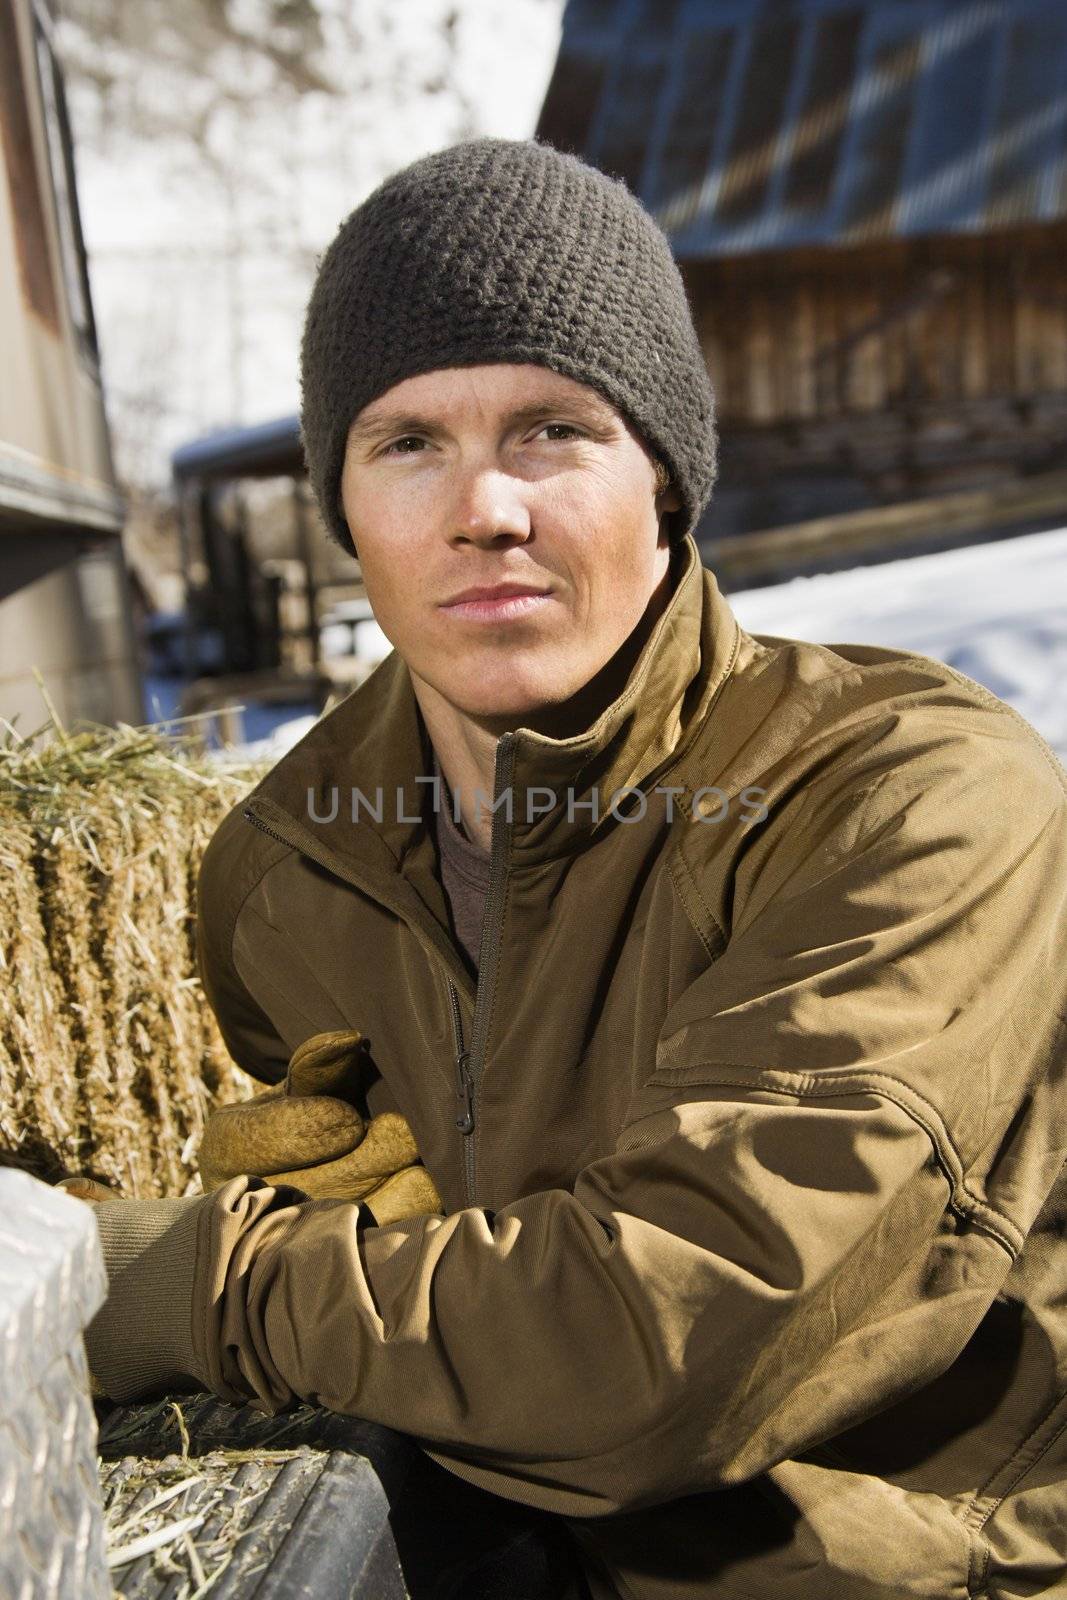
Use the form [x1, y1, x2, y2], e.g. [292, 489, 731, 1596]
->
[299, 137, 717, 555]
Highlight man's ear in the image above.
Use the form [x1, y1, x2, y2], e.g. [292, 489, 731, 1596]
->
[652, 457, 682, 519]
[336, 491, 359, 558]
[655, 482, 683, 546]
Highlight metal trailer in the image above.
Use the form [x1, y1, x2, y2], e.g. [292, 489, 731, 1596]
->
[171, 416, 308, 686]
[0, 0, 142, 735]
[167, 415, 381, 741]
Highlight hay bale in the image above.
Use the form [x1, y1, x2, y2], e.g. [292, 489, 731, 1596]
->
[0, 698, 271, 1198]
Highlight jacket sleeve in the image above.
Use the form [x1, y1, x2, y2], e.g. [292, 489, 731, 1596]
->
[99, 731, 1067, 1520]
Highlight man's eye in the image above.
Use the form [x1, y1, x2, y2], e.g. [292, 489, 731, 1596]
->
[382, 436, 426, 455]
[537, 423, 583, 441]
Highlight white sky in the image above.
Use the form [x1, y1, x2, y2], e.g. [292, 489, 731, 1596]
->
[65, 1, 565, 484]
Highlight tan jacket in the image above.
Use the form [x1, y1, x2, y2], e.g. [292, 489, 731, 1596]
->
[88, 532, 1067, 1600]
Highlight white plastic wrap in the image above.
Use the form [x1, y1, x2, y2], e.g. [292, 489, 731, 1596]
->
[0, 1167, 110, 1600]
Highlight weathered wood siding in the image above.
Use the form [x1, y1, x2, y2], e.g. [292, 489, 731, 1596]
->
[685, 223, 1067, 427]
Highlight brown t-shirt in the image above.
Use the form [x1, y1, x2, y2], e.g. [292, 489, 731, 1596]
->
[430, 748, 491, 979]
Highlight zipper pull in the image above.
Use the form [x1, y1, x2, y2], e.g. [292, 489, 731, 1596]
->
[455, 1049, 475, 1134]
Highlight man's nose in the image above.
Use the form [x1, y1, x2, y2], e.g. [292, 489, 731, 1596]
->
[451, 463, 532, 543]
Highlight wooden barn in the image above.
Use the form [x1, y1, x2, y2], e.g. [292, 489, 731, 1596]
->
[536, 0, 1067, 570]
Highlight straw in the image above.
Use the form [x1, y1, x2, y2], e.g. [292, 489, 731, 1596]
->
[0, 693, 273, 1196]
[100, 1402, 313, 1599]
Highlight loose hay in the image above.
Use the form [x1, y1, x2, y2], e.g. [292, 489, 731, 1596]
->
[0, 695, 272, 1198]
[100, 1403, 308, 1599]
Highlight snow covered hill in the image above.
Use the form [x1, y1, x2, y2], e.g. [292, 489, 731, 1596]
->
[726, 524, 1067, 767]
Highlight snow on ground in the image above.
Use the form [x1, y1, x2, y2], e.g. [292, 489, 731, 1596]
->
[210, 711, 321, 765]
[725, 523, 1067, 768]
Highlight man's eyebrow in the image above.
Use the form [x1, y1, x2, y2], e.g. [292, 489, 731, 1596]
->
[504, 394, 618, 431]
[348, 412, 442, 442]
[349, 392, 618, 442]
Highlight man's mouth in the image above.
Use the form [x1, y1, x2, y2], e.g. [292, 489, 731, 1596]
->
[439, 583, 554, 622]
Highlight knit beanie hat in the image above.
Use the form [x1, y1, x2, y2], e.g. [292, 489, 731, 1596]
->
[299, 136, 717, 556]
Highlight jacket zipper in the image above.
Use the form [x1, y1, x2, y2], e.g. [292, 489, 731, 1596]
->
[243, 733, 516, 1208]
[450, 731, 516, 1206]
[448, 982, 474, 1134]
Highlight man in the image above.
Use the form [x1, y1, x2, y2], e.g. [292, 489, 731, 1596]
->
[69, 139, 1067, 1599]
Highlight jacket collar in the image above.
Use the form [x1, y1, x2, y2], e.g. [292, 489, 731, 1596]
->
[244, 532, 742, 875]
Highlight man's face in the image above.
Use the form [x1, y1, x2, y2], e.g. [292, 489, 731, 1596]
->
[339, 363, 680, 728]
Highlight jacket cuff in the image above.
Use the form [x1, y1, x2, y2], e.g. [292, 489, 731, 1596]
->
[85, 1196, 208, 1401]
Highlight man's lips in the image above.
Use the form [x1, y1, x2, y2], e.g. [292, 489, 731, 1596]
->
[438, 583, 555, 622]
[441, 583, 552, 605]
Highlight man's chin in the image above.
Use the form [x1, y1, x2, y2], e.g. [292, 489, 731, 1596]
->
[456, 699, 571, 734]
[447, 680, 585, 734]
[410, 652, 606, 738]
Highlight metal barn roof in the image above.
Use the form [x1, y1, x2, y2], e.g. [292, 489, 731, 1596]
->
[535, 0, 1067, 256]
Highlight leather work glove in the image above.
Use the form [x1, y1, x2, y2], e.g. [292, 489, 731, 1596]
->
[55, 1176, 121, 1205]
[197, 1028, 444, 1223]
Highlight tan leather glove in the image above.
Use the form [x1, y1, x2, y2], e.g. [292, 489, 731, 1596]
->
[198, 1029, 443, 1220]
[55, 1176, 121, 1204]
